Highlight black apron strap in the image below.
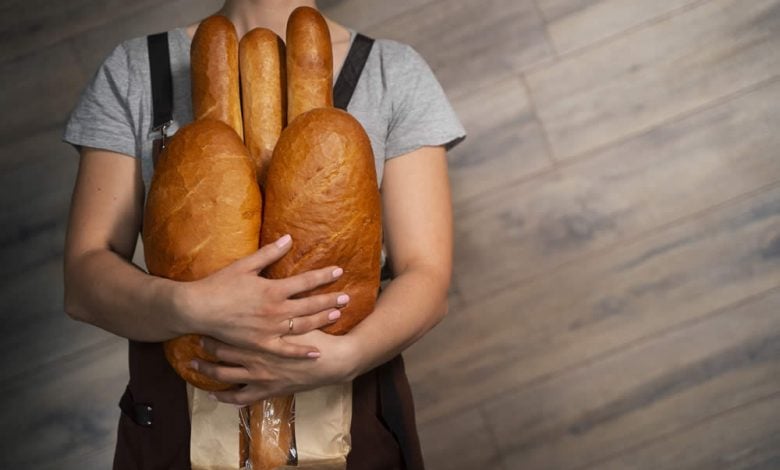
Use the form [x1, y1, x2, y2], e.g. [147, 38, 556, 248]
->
[147, 32, 174, 129]
[147, 32, 174, 165]
[333, 33, 374, 111]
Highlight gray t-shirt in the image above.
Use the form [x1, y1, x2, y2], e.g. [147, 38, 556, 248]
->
[63, 27, 466, 194]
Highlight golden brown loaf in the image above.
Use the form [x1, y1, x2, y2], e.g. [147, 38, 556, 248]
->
[261, 107, 382, 335]
[240, 28, 287, 185]
[286, 6, 333, 121]
[191, 15, 244, 139]
[143, 119, 261, 391]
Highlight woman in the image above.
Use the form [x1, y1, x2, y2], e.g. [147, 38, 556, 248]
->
[62, 0, 465, 468]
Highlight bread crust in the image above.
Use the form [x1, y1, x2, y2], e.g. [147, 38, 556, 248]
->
[191, 15, 244, 139]
[286, 6, 333, 122]
[262, 108, 382, 335]
[240, 28, 286, 185]
[143, 119, 261, 391]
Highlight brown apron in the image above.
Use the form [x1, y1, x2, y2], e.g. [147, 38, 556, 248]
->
[112, 31, 424, 470]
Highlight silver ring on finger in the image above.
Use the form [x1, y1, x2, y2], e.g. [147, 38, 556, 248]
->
[287, 317, 294, 335]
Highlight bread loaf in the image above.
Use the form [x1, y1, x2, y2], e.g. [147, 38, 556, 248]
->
[262, 107, 381, 334]
[240, 28, 286, 185]
[191, 15, 243, 139]
[143, 119, 261, 391]
[144, 16, 259, 391]
[286, 6, 333, 121]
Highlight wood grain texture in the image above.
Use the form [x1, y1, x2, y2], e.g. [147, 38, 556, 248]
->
[452, 78, 780, 303]
[526, 0, 780, 160]
[0, 145, 77, 281]
[486, 289, 780, 469]
[67, 0, 221, 75]
[447, 77, 553, 204]
[0, 338, 127, 468]
[3, 0, 780, 468]
[0, 42, 86, 144]
[0, 259, 116, 383]
[409, 183, 780, 424]
[319, 0, 437, 31]
[367, 0, 554, 99]
[0, 0, 157, 63]
[542, 0, 702, 53]
[415, 407, 506, 470]
[589, 392, 780, 470]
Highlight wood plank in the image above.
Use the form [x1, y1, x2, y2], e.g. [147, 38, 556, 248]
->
[588, 392, 780, 470]
[319, 0, 437, 31]
[525, 0, 780, 160]
[0, 127, 71, 173]
[485, 289, 780, 469]
[0, 0, 158, 63]
[47, 445, 116, 470]
[452, 76, 780, 304]
[448, 76, 552, 204]
[417, 408, 506, 470]
[405, 183, 780, 424]
[67, 0, 221, 75]
[542, 0, 702, 53]
[0, 42, 87, 144]
[0, 146, 77, 281]
[367, 0, 554, 99]
[0, 258, 118, 383]
[533, 0, 600, 21]
[0, 338, 127, 467]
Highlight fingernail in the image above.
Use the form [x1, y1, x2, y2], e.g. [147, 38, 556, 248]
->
[190, 360, 199, 371]
[307, 351, 321, 358]
[332, 267, 344, 278]
[275, 234, 292, 248]
[328, 310, 341, 321]
[337, 294, 350, 305]
[208, 393, 217, 401]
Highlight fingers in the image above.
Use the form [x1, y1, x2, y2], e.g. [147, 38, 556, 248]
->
[282, 308, 341, 335]
[210, 386, 260, 406]
[280, 265, 344, 297]
[284, 291, 349, 318]
[203, 332, 319, 360]
[201, 337, 247, 365]
[191, 359, 249, 385]
[232, 234, 292, 273]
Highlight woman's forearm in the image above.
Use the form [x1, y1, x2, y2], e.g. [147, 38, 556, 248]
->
[345, 263, 449, 378]
[64, 248, 188, 342]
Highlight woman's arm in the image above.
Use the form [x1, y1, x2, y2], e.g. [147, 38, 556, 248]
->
[64, 147, 347, 356]
[202, 145, 453, 404]
[345, 144, 452, 374]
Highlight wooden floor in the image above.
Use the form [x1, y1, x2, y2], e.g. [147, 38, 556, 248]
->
[1, 0, 779, 468]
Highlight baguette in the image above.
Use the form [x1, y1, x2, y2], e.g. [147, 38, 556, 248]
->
[191, 15, 243, 139]
[240, 28, 286, 185]
[286, 6, 333, 122]
[239, 27, 294, 470]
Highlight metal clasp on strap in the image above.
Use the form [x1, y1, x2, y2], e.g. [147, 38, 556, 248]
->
[150, 120, 173, 150]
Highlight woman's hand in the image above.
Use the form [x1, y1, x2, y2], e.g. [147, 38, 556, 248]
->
[179, 234, 351, 358]
[192, 331, 359, 405]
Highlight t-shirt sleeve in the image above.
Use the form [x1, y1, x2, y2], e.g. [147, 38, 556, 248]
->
[385, 44, 466, 159]
[62, 43, 138, 157]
